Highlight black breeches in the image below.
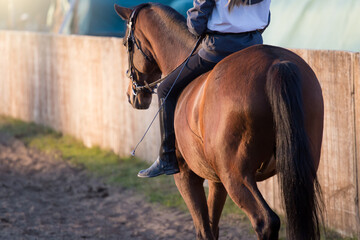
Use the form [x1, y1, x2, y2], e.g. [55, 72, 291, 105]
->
[157, 53, 217, 106]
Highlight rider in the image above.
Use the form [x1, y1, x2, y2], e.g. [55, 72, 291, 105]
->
[137, 0, 271, 178]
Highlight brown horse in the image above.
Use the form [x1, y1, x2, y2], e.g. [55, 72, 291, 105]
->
[115, 3, 324, 240]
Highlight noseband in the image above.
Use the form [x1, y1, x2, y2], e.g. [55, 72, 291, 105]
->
[125, 3, 156, 96]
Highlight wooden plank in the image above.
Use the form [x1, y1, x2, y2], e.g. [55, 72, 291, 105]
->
[0, 32, 9, 115]
[257, 176, 283, 215]
[354, 52, 360, 238]
[307, 50, 357, 236]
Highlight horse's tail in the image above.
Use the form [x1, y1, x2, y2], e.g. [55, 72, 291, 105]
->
[266, 60, 323, 240]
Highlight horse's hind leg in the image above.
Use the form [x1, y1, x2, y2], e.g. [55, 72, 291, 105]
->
[207, 181, 227, 240]
[174, 159, 215, 240]
[222, 173, 280, 240]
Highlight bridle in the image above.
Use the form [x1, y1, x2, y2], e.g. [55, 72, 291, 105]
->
[124, 3, 158, 96]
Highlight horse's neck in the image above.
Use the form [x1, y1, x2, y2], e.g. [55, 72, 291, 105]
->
[142, 9, 196, 75]
[158, 37, 195, 75]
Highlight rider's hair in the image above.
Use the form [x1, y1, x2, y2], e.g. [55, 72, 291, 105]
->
[227, 0, 249, 11]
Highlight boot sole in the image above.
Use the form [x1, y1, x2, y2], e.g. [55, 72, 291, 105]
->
[137, 169, 180, 178]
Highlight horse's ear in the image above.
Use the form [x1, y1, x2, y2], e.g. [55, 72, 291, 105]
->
[114, 4, 132, 20]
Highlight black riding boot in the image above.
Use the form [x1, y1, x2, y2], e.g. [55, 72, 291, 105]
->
[137, 98, 180, 178]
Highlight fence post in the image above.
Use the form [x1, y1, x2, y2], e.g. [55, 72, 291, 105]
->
[354, 52, 360, 238]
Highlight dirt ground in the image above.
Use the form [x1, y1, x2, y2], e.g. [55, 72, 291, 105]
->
[0, 132, 255, 240]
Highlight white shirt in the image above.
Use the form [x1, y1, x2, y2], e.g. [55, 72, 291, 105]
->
[207, 0, 271, 33]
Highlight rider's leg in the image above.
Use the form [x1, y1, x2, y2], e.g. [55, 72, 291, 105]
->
[137, 54, 216, 178]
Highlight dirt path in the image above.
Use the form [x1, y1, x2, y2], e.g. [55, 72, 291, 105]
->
[0, 133, 255, 240]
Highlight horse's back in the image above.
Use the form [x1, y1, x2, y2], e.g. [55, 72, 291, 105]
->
[174, 44, 323, 181]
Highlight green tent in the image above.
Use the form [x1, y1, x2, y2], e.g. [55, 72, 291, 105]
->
[263, 0, 360, 52]
[71, 0, 192, 37]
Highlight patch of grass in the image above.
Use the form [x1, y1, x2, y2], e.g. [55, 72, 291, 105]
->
[323, 230, 358, 240]
[0, 115, 186, 210]
[0, 116, 58, 140]
[0, 115, 356, 240]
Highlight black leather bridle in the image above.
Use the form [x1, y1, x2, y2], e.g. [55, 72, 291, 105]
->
[124, 3, 157, 96]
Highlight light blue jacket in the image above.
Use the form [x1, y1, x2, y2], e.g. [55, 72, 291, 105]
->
[187, 0, 270, 62]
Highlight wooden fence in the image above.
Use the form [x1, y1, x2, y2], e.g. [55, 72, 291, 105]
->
[0, 31, 359, 238]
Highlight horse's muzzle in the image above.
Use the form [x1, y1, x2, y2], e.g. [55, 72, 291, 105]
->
[128, 93, 150, 110]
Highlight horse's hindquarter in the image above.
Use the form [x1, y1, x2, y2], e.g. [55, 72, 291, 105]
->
[175, 45, 324, 182]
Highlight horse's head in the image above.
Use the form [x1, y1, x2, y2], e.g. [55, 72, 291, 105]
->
[115, 4, 161, 109]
